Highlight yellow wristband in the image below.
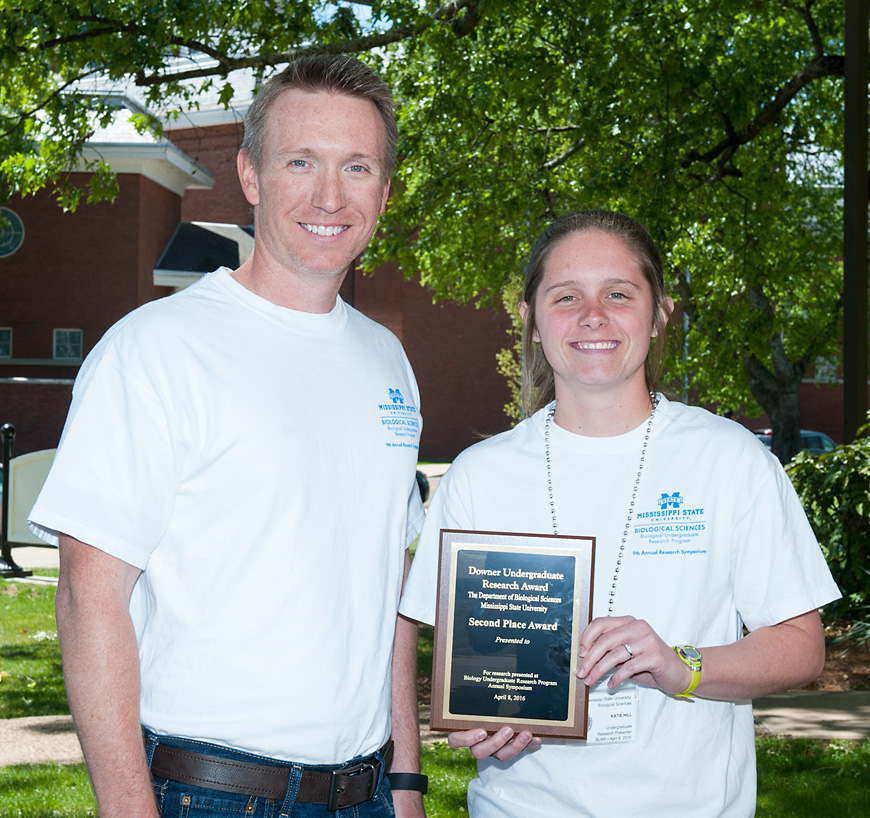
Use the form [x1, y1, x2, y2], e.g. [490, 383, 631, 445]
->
[672, 645, 702, 699]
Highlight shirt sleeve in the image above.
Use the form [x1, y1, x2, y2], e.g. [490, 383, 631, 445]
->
[731, 446, 840, 631]
[28, 329, 186, 569]
[405, 478, 425, 550]
[400, 463, 473, 626]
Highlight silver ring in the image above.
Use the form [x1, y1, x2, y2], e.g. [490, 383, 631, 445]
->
[623, 643, 633, 658]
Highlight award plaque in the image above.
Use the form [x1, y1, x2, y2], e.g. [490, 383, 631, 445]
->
[431, 529, 595, 739]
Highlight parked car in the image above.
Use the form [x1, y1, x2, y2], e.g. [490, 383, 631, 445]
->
[753, 429, 836, 455]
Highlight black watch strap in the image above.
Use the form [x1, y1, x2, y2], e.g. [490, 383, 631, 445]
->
[387, 772, 429, 793]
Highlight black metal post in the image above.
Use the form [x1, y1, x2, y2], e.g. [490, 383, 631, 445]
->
[1, 423, 32, 578]
[844, 0, 870, 442]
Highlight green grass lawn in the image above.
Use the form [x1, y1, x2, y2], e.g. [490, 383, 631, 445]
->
[756, 737, 870, 817]
[0, 580, 68, 719]
[0, 763, 96, 817]
[421, 738, 870, 818]
[5, 739, 867, 818]
[2, 580, 870, 817]
[422, 742, 473, 816]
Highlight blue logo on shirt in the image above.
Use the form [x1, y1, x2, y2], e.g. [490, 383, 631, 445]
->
[634, 490, 707, 551]
[658, 492, 684, 510]
[378, 387, 419, 449]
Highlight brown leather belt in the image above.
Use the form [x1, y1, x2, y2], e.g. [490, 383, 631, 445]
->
[150, 739, 393, 810]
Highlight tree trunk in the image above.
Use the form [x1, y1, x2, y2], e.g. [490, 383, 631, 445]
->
[745, 352, 803, 464]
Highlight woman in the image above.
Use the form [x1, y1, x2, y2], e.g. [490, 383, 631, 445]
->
[399, 210, 839, 817]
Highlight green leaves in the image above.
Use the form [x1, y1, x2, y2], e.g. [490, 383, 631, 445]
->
[0, 1, 849, 432]
[375, 1, 846, 429]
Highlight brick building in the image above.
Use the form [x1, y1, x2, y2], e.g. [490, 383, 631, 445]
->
[0, 89, 512, 461]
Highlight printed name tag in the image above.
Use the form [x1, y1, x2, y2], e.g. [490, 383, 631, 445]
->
[585, 674, 638, 744]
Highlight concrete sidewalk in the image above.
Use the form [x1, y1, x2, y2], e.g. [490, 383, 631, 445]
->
[0, 715, 81, 767]
[3, 543, 869, 769]
[418, 694, 870, 744]
[3, 693, 869, 768]
[753, 690, 870, 741]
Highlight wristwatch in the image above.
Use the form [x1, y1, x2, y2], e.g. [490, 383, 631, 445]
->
[672, 645, 702, 698]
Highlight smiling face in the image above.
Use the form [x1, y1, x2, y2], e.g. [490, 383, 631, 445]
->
[237, 88, 390, 301]
[520, 230, 669, 406]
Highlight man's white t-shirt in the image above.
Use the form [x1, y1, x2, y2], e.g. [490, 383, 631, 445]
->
[30, 268, 424, 764]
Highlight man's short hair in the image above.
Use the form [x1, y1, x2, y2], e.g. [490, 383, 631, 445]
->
[241, 54, 398, 179]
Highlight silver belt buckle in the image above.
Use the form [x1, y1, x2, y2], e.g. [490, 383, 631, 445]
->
[327, 759, 377, 811]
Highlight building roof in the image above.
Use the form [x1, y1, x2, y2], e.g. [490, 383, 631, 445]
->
[65, 58, 266, 193]
[154, 222, 254, 288]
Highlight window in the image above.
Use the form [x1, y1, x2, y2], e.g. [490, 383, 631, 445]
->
[53, 328, 83, 361]
[813, 356, 839, 383]
[0, 207, 25, 258]
[0, 328, 10, 358]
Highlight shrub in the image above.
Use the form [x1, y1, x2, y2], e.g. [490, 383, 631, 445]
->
[787, 420, 870, 627]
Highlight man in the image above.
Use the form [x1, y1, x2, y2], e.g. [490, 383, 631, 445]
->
[29, 55, 427, 818]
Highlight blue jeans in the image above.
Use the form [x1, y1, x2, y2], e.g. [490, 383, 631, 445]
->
[144, 730, 395, 818]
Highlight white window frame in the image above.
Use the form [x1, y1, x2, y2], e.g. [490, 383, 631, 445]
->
[53, 328, 83, 361]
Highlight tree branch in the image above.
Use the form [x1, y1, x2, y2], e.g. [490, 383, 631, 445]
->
[539, 139, 585, 172]
[796, 294, 844, 372]
[0, 66, 113, 140]
[745, 353, 779, 415]
[134, 29, 416, 85]
[468, 117, 494, 152]
[779, 0, 824, 58]
[747, 283, 805, 386]
[680, 52, 844, 171]
[130, 0, 478, 85]
[452, 0, 482, 37]
[528, 125, 584, 133]
[675, 268, 698, 324]
[746, 282, 775, 325]
[540, 187, 557, 221]
[39, 22, 132, 50]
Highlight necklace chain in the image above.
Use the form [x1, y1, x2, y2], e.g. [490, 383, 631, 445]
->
[544, 393, 658, 616]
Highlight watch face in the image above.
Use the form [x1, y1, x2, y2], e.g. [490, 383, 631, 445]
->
[681, 646, 702, 662]
[0, 207, 25, 258]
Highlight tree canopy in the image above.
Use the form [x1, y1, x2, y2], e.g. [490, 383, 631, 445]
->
[0, 1, 851, 459]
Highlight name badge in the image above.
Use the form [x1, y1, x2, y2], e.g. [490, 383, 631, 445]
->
[585, 673, 638, 743]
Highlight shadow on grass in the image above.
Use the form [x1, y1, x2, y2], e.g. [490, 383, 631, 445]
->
[0, 643, 68, 719]
[418, 624, 434, 678]
[756, 737, 870, 817]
